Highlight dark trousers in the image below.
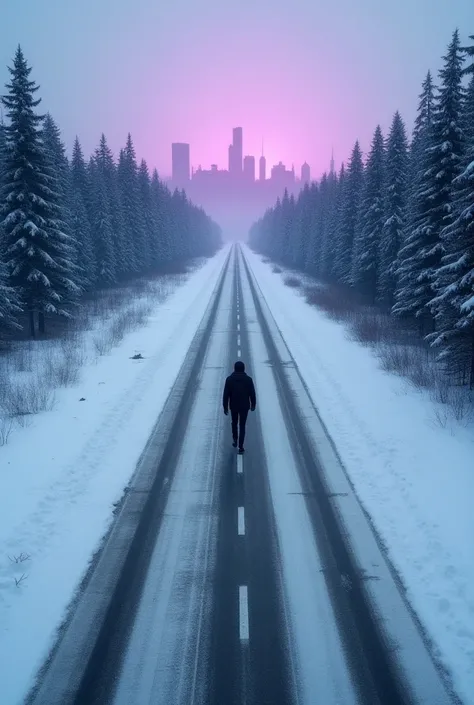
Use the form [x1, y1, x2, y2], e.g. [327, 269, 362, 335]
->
[231, 407, 249, 449]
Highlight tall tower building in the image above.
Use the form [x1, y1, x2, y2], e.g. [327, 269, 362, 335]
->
[259, 140, 266, 181]
[301, 162, 310, 183]
[243, 155, 255, 182]
[232, 127, 243, 175]
[171, 143, 190, 184]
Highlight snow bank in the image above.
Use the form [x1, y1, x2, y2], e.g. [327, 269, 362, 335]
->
[244, 246, 474, 705]
[0, 246, 228, 705]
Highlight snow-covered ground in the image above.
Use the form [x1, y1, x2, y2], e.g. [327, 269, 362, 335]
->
[0, 246, 228, 705]
[243, 246, 474, 705]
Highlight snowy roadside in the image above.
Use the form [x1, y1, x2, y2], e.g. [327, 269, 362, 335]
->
[243, 246, 474, 705]
[0, 245, 228, 705]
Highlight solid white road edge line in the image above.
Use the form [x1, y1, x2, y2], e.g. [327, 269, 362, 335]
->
[237, 455, 243, 474]
[239, 586, 250, 642]
[238, 507, 245, 536]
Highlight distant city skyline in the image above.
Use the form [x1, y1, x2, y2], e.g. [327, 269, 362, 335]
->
[1, 2, 471, 182]
[168, 126, 319, 240]
[170, 125, 315, 186]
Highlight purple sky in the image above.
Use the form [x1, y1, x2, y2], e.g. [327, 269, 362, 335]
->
[1, 0, 473, 179]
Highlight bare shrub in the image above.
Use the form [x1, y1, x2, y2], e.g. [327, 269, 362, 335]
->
[305, 285, 356, 321]
[12, 342, 35, 373]
[94, 303, 153, 356]
[284, 275, 301, 288]
[348, 312, 393, 346]
[405, 349, 438, 390]
[272, 265, 283, 274]
[93, 330, 113, 357]
[44, 342, 84, 388]
[431, 380, 473, 423]
[377, 344, 416, 375]
[0, 417, 13, 446]
[1, 377, 56, 417]
[432, 407, 449, 429]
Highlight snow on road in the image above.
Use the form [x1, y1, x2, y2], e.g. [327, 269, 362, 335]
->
[243, 246, 474, 705]
[0, 245, 228, 705]
[240, 260, 357, 705]
[113, 258, 233, 705]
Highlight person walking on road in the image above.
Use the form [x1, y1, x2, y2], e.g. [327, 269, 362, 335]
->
[223, 361, 256, 454]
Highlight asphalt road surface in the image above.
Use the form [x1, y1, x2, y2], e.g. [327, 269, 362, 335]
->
[28, 245, 459, 705]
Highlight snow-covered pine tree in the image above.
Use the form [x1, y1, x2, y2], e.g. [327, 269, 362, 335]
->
[405, 72, 435, 227]
[281, 191, 296, 266]
[0, 47, 80, 336]
[88, 157, 116, 285]
[70, 138, 96, 287]
[428, 40, 474, 385]
[0, 249, 21, 335]
[0, 119, 6, 186]
[393, 76, 436, 326]
[42, 113, 86, 299]
[150, 169, 171, 265]
[305, 180, 325, 275]
[138, 159, 156, 271]
[71, 137, 93, 219]
[334, 142, 364, 284]
[394, 32, 464, 334]
[319, 168, 339, 278]
[378, 112, 409, 309]
[42, 114, 69, 204]
[70, 190, 97, 290]
[95, 134, 127, 278]
[352, 125, 385, 302]
[290, 183, 312, 270]
[118, 134, 147, 274]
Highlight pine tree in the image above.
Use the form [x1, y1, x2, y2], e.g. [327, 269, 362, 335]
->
[88, 157, 116, 285]
[428, 42, 474, 385]
[334, 142, 364, 283]
[319, 169, 340, 278]
[0, 119, 6, 186]
[70, 191, 97, 290]
[118, 134, 147, 273]
[378, 112, 409, 308]
[0, 47, 79, 336]
[138, 159, 155, 270]
[394, 31, 464, 333]
[71, 137, 93, 217]
[95, 134, 127, 278]
[0, 254, 21, 335]
[352, 125, 385, 301]
[150, 169, 170, 265]
[290, 183, 312, 269]
[42, 113, 70, 205]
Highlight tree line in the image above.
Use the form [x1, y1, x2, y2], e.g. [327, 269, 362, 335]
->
[0, 47, 221, 338]
[250, 30, 474, 388]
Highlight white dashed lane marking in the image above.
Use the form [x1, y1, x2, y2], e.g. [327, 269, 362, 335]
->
[238, 507, 245, 536]
[239, 586, 249, 642]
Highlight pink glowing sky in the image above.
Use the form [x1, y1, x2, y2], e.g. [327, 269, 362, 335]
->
[1, 0, 473, 178]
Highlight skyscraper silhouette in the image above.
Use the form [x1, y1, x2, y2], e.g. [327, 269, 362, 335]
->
[243, 155, 256, 182]
[301, 161, 310, 183]
[231, 127, 243, 176]
[171, 143, 190, 184]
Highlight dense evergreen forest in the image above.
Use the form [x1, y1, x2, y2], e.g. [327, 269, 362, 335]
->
[0, 47, 221, 339]
[250, 30, 474, 388]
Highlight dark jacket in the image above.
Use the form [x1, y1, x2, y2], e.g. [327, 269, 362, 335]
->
[223, 371, 256, 412]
